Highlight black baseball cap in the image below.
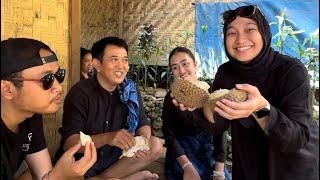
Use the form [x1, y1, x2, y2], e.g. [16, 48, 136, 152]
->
[1, 38, 58, 78]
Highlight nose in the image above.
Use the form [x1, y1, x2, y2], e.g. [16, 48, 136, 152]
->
[178, 65, 186, 74]
[51, 78, 63, 93]
[235, 32, 246, 43]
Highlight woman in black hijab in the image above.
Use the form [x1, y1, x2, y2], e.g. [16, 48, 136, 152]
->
[205, 5, 319, 180]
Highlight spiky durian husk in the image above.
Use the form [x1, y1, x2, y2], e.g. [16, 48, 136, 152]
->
[204, 88, 248, 110]
[170, 78, 210, 108]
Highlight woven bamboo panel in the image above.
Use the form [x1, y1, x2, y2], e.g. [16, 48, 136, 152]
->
[123, 0, 196, 51]
[1, 0, 69, 158]
[81, 0, 120, 49]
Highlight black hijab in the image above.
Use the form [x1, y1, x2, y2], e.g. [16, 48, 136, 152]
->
[222, 5, 276, 73]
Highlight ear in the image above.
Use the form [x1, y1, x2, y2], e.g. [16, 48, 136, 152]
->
[194, 60, 198, 69]
[1, 80, 14, 100]
[93, 58, 101, 72]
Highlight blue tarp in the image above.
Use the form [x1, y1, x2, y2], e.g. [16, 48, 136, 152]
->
[195, 0, 319, 78]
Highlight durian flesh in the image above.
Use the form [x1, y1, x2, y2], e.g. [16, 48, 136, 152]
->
[80, 131, 92, 146]
[119, 136, 150, 158]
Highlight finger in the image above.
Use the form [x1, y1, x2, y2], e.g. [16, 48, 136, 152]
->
[121, 130, 135, 146]
[76, 141, 94, 166]
[172, 99, 179, 106]
[187, 107, 196, 111]
[179, 103, 188, 111]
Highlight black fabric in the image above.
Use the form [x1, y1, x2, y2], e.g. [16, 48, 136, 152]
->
[1, 114, 47, 178]
[1, 143, 14, 180]
[161, 92, 227, 162]
[1, 38, 57, 78]
[211, 6, 319, 180]
[56, 75, 149, 176]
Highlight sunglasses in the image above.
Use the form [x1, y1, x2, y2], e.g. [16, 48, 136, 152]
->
[222, 5, 259, 22]
[11, 69, 66, 90]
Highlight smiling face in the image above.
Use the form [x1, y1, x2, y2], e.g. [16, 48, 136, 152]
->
[81, 53, 93, 73]
[170, 52, 198, 82]
[225, 16, 264, 64]
[95, 44, 129, 91]
[8, 49, 63, 116]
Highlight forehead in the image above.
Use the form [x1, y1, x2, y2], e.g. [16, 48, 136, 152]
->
[227, 16, 258, 28]
[103, 44, 127, 57]
[170, 52, 193, 65]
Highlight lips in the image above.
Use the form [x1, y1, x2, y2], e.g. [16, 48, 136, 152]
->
[52, 95, 62, 104]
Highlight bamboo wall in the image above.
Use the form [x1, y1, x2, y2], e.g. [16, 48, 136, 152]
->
[1, 0, 70, 157]
[81, 0, 239, 65]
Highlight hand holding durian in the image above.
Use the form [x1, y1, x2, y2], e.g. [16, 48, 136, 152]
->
[170, 78, 248, 123]
[119, 136, 151, 159]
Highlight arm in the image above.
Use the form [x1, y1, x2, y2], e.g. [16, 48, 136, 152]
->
[161, 93, 187, 159]
[25, 148, 52, 180]
[212, 132, 227, 172]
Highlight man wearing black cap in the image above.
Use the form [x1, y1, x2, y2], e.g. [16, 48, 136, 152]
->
[1, 38, 97, 180]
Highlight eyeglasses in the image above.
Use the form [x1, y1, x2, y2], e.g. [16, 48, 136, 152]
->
[222, 5, 259, 22]
[10, 69, 66, 90]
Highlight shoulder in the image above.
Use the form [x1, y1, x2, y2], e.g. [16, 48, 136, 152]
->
[66, 77, 97, 98]
[274, 54, 308, 75]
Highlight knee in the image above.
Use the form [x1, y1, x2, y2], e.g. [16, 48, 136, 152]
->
[149, 136, 164, 161]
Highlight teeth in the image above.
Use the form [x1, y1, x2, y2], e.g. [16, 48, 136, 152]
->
[236, 46, 251, 51]
[115, 72, 123, 77]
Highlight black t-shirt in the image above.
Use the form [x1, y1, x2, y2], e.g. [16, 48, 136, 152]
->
[57, 76, 149, 163]
[1, 114, 47, 178]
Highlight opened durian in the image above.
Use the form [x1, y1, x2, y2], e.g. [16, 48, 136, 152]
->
[170, 78, 210, 108]
[80, 131, 92, 146]
[119, 136, 150, 158]
[203, 88, 248, 123]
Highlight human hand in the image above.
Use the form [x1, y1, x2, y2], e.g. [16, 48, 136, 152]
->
[132, 149, 151, 159]
[214, 84, 267, 120]
[107, 129, 135, 151]
[51, 141, 97, 179]
[172, 98, 196, 111]
[183, 165, 201, 180]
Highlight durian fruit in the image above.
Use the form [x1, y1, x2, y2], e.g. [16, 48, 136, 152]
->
[170, 78, 210, 108]
[79, 131, 92, 146]
[119, 136, 150, 159]
[203, 88, 248, 123]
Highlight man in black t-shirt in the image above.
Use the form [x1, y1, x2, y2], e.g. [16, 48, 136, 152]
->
[57, 37, 164, 179]
[1, 38, 97, 180]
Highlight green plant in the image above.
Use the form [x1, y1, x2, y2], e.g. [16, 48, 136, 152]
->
[136, 24, 158, 90]
[269, 8, 305, 53]
[296, 28, 319, 107]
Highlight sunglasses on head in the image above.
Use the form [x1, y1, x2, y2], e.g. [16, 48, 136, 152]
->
[222, 5, 259, 22]
[11, 69, 66, 90]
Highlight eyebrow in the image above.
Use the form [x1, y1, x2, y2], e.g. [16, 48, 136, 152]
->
[227, 22, 258, 30]
[108, 55, 128, 59]
[41, 67, 60, 76]
[171, 59, 188, 67]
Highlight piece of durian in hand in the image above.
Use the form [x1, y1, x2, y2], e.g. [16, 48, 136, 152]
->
[170, 78, 210, 108]
[119, 136, 151, 159]
[203, 88, 248, 123]
[80, 131, 92, 146]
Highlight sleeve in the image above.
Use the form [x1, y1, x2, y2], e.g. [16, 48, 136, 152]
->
[161, 92, 186, 159]
[136, 86, 151, 128]
[265, 60, 314, 152]
[28, 114, 47, 154]
[58, 86, 88, 147]
[212, 131, 228, 163]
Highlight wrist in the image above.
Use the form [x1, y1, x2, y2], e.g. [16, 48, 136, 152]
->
[181, 162, 192, 170]
[212, 170, 225, 179]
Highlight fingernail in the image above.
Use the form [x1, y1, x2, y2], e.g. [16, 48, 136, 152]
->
[236, 84, 242, 88]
